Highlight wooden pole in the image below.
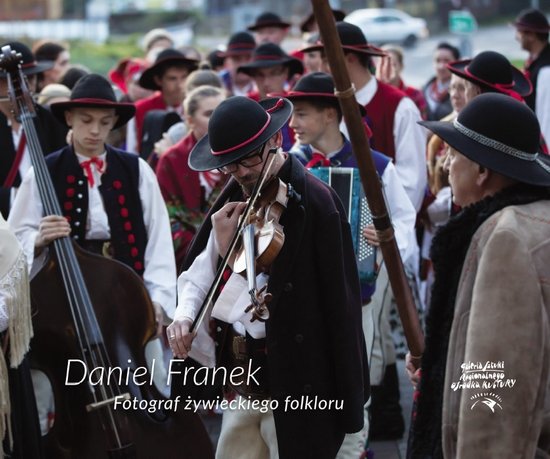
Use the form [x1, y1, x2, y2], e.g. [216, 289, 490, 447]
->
[310, 0, 424, 366]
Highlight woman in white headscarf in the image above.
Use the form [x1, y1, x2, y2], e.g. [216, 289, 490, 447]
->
[0, 214, 40, 458]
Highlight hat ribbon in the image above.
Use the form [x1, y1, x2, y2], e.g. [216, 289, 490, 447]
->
[464, 68, 523, 101]
[453, 119, 536, 161]
[211, 113, 271, 156]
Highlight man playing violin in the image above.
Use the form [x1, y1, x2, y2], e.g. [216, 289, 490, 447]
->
[167, 96, 369, 458]
[8, 74, 177, 432]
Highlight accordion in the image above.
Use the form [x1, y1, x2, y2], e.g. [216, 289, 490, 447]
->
[309, 167, 377, 284]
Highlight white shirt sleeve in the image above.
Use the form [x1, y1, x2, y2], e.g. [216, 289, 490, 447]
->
[126, 117, 138, 154]
[138, 158, 177, 319]
[7, 168, 43, 274]
[174, 232, 219, 367]
[393, 97, 428, 212]
[174, 231, 218, 322]
[380, 161, 417, 264]
[536, 67, 550, 145]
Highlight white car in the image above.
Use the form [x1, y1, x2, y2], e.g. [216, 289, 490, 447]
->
[345, 8, 429, 47]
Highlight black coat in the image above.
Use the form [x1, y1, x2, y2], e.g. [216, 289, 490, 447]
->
[525, 43, 550, 112]
[0, 105, 67, 217]
[182, 155, 369, 458]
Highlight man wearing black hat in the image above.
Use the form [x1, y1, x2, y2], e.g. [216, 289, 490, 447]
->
[302, 22, 426, 440]
[513, 8, 550, 144]
[127, 48, 198, 153]
[409, 93, 550, 458]
[238, 42, 303, 152]
[286, 72, 417, 456]
[218, 31, 256, 97]
[0, 41, 67, 218]
[167, 96, 368, 458]
[247, 12, 290, 45]
[8, 74, 177, 430]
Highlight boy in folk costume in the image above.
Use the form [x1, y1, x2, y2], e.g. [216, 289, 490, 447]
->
[8, 74, 176, 430]
[127, 48, 198, 153]
[286, 71, 417, 456]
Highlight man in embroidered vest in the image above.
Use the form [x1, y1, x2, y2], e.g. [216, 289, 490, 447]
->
[127, 48, 198, 154]
[0, 41, 67, 218]
[8, 74, 177, 432]
[167, 96, 369, 458]
[286, 71, 417, 457]
[513, 8, 550, 145]
[409, 93, 550, 458]
[301, 22, 426, 440]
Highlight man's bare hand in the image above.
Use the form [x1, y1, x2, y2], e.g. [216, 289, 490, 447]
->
[362, 224, 380, 247]
[211, 201, 247, 257]
[35, 215, 71, 252]
[406, 352, 422, 389]
[166, 318, 196, 359]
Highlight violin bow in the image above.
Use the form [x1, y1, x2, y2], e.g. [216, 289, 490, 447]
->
[310, 0, 425, 367]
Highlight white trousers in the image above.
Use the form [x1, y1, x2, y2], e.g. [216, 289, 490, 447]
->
[216, 395, 278, 459]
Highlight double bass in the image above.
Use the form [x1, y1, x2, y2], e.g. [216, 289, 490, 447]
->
[0, 46, 213, 458]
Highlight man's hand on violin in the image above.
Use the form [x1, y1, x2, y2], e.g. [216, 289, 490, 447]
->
[35, 215, 71, 255]
[212, 201, 247, 257]
[166, 318, 196, 359]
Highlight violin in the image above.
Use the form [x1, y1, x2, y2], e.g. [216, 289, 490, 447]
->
[187, 148, 294, 332]
[0, 46, 213, 458]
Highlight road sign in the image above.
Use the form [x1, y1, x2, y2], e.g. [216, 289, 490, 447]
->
[449, 10, 477, 34]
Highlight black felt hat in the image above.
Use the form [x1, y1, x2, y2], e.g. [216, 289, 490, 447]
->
[139, 48, 199, 90]
[447, 51, 532, 99]
[419, 93, 550, 187]
[188, 96, 293, 171]
[237, 43, 304, 77]
[513, 8, 550, 34]
[278, 71, 366, 116]
[220, 31, 256, 58]
[0, 41, 54, 78]
[50, 74, 135, 130]
[300, 9, 346, 33]
[247, 12, 290, 31]
[300, 21, 386, 57]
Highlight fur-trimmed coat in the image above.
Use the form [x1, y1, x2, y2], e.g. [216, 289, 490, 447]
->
[409, 185, 550, 458]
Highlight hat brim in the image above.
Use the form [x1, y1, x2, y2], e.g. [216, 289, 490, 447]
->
[419, 120, 550, 187]
[283, 90, 366, 116]
[50, 99, 136, 130]
[188, 97, 293, 172]
[448, 60, 533, 97]
[0, 60, 54, 78]
[512, 20, 550, 34]
[300, 43, 387, 57]
[248, 21, 290, 31]
[238, 57, 304, 78]
[139, 57, 199, 90]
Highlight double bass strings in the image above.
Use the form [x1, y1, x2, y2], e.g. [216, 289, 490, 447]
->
[19, 106, 126, 445]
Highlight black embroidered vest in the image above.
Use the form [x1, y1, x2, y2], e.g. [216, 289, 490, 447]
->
[45, 145, 147, 276]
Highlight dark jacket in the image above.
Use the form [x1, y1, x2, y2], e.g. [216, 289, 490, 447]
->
[525, 42, 550, 111]
[182, 154, 369, 458]
[0, 105, 67, 217]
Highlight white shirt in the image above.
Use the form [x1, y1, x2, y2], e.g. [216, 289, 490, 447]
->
[7, 152, 177, 319]
[536, 66, 550, 146]
[8, 122, 32, 206]
[341, 78, 428, 212]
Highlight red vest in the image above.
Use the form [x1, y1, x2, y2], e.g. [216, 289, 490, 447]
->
[364, 81, 405, 160]
[134, 92, 167, 150]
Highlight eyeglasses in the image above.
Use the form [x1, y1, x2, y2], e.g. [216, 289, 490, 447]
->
[218, 146, 265, 174]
